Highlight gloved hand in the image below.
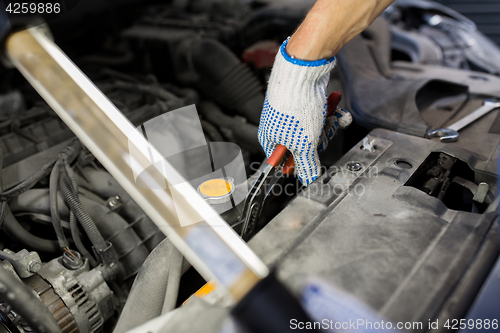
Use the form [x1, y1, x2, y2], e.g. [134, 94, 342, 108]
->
[258, 38, 352, 186]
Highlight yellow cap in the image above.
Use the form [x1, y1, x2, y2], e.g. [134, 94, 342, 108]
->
[199, 179, 233, 197]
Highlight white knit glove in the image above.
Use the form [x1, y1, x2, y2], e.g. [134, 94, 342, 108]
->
[258, 38, 352, 186]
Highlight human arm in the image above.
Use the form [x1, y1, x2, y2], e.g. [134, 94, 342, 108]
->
[287, 0, 396, 60]
[258, 0, 395, 186]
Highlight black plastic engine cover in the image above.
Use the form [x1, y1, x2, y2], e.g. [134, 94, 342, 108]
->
[249, 128, 499, 330]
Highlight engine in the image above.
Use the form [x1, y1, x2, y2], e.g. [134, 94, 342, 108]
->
[0, 1, 498, 333]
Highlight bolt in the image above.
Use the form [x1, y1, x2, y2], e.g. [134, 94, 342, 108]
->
[27, 261, 41, 273]
[107, 196, 122, 208]
[346, 161, 363, 172]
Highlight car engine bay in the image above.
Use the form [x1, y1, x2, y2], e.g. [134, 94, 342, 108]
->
[0, 1, 498, 333]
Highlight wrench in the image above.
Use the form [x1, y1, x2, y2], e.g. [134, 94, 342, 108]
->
[428, 99, 500, 142]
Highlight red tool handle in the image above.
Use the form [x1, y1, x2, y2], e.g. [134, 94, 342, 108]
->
[268, 145, 294, 176]
[267, 144, 288, 167]
[327, 91, 342, 117]
[267, 92, 342, 176]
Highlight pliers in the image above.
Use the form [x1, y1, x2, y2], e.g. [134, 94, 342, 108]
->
[239, 144, 295, 238]
[238, 92, 343, 238]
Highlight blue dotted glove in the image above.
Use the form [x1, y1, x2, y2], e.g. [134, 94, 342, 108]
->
[258, 38, 352, 186]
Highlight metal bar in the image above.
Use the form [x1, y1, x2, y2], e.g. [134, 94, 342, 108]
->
[5, 27, 268, 301]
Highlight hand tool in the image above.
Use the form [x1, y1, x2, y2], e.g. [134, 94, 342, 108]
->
[238, 92, 343, 238]
[6, 26, 320, 333]
[238, 144, 295, 238]
[428, 99, 500, 142]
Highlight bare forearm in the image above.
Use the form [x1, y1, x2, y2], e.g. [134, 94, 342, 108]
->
[287, 0, 395, 60]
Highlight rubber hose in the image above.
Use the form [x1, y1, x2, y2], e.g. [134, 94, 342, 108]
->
[64, 162, 97, 266]
[75, 167, 164, 251]
[49, 159, 68, 248]
[69, 211, 97, 267]
[2, 205, 60, 253]
[9, 190, 70, 219]
[63, 160, 79, 194]
[0, 140, 80, 201]
[113, 238, 190, 333]
[0, 144, 59, 253]
[77, 195, 149, 281]
[0, 265, 61, 333]
[9, 189, 149, 280]
[0, 158, 57, 201]
[60, 178, 108, 252]
[177, 38, 264, 125]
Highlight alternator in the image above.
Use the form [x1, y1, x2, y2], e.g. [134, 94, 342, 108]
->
[0, 256, 115, 333]
[33, 257, 115, 333]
